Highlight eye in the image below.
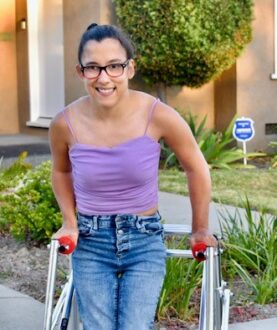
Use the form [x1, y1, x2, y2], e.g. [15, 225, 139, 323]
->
[108, 63, 122, 71]
[84, 65, 99, 72]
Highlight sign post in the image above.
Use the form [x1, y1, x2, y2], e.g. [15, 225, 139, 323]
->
[232, 117, 255, 165]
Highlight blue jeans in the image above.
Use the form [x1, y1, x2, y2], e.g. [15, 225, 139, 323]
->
[72, 212, 166, 330]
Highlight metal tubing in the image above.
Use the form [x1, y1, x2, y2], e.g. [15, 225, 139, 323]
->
[51, 286, 67, 329]
[44, 239, 59, 330]
[214, 252, 222, 330]
[163, 224, 191, 235]
[221, 289, 231, 330]
[206, 247, 214, 330]
[199, 262, 207, 330]
[166, 248, 193, 258]
[60, 272, 74, 330]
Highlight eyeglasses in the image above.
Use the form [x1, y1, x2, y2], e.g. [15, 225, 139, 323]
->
[80, 60, 129, 79]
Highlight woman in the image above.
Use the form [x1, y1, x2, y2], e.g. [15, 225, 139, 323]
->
[49, 23, 217, 330]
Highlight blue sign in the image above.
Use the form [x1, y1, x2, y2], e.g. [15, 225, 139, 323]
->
[233, 117, 255, 142]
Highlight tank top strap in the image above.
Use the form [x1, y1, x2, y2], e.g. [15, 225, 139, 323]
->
[144, 98, 160, 135]
[62, 109, 78, 143]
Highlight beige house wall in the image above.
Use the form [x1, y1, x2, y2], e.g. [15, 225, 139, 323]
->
[0, 0, 19, 134]
[237, 0, 277, 151]
[166, 84, 214, 129]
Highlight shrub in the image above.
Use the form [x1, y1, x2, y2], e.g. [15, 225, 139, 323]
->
[0, 152, 32, 192]
[0, 161, 61, 243]
[114, 0, 253, 89]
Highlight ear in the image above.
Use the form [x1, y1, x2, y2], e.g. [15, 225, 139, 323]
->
[127, 59, 136, 79]
[76, 64, 84, 80]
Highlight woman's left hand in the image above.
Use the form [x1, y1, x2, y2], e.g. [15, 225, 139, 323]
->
[190, 229, 218, 249]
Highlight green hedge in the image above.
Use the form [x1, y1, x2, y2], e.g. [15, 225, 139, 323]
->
[0, 161, 61, 243]
[114, 0, 253, 87]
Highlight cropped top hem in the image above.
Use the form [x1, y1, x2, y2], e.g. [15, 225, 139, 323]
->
[76, 203, 159, 216]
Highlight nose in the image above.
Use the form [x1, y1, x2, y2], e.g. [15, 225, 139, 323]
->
[97, 68, 110, 82]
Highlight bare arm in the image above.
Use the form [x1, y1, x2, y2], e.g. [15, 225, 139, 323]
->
[155, 103, 217, 247]
[49, 113, 78, 244]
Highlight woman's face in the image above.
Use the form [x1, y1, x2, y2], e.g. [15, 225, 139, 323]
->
[77, 38, 135, 108]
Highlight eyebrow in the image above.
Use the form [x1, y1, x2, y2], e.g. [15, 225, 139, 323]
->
[84, 59, 126, 66]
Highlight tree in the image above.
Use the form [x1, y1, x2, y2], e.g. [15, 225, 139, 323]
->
[113, 0, 253, 101]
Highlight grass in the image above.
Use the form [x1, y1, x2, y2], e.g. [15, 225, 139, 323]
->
[220, 198, 277, 304]
[159, 168, 277, 215]
[157, 236, 203, 320]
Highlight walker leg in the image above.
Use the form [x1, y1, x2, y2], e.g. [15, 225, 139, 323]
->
[221, 288, 231, 330]
[199, 262, 207, 330]
[59, 271, 74, 330]
[214, 251, 223, 330]
[205, 247, 215, 330]
[44, 239, 60, 330]
[199, 247, 215, 330]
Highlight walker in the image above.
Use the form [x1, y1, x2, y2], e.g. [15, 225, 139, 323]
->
[43, 224, 231, 330]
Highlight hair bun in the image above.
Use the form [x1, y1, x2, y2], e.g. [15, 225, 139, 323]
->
[86, 23, 98, 31]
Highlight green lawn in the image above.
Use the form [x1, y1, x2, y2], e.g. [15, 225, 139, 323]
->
[159, 168, 277, 215]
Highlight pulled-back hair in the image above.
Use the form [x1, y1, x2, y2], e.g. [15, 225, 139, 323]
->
[78, 24, 135, 64]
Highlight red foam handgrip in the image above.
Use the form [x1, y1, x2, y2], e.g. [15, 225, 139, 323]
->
[192, 242, 207, 262]
[58, 236, 76, 255]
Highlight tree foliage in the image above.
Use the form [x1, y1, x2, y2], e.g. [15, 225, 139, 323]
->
[114, 0, 253, 88]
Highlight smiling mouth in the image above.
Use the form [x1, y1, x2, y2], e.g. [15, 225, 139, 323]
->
[96, 87, 115, 96]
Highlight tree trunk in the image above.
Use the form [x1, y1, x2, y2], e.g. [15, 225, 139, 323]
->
[156, 82, 167, 103]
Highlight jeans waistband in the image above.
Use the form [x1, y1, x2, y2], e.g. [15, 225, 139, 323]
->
[77, 212, 161, 230]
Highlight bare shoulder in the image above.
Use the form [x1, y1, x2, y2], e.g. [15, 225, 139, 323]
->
[49, 96, 87, 140]
[152, 100, 188, 139]
[129, 90, 156, 109]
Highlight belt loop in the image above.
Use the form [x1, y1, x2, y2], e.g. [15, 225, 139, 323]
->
[156, 210, 161, 220]
[92, 216, 98, 230]
[135, 215, 142, 229]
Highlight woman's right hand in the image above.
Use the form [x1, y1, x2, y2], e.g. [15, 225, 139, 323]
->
[52, 224, 79, 247]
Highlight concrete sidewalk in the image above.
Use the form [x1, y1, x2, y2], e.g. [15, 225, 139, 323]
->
[0, 134, 50, 168]
[0, 285, 44, 330]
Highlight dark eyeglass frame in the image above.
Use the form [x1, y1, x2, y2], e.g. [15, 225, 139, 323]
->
[80, 60, 130, 79]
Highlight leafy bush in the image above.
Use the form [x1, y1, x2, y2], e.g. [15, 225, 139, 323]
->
[114, 0, 253, 88]
[0, 161, 61, 243]
[220, 198, 277, 304]
[0, 152, 32, 191]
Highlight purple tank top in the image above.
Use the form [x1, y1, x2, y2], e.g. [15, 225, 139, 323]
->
[63, 99, 161, 215]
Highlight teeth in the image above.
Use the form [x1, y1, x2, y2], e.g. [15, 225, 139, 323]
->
[97, 88, 114, 94]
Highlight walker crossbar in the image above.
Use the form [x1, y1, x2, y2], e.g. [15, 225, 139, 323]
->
[163, 223, 191, 235]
